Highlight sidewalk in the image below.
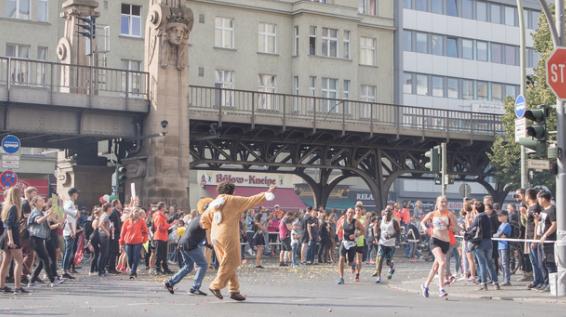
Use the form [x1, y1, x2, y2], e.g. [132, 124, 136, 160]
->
[387, 264, 566, 304]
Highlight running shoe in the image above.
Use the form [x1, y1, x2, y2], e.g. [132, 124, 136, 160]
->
[13, 288, 29, 294]
[387, 268, 395, 280]
[439, 289, 448, 299]
[420, 284, 429, 298]
[255, 265, 264, 269]
[355, 273, 360, 282]
[164, 282, 175, 294]
[49, 278, 65, 288]
[62, 273, 75, 280]
[190, 288, 208, 296]
[375, 277, 381, 284]
[447, 275, 456, 286]
[0, 286, 12, 293]
[337, 277, 345, 285]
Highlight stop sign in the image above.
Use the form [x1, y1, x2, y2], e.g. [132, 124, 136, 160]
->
[547, 48, 566, 99]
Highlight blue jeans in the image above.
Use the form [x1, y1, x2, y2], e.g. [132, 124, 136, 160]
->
[473, 239, 498, 284]
[125, 244, 143, 275]
[63, 236, 76, 271]
[291, 240, 300, 266]
[168, 246, 208, 290]
[499, 249, 511, 284]
[529, 243, 545, 286]
[306, 240, 317, 263]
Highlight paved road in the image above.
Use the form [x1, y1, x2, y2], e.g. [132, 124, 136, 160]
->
[1, 261, 564, 317]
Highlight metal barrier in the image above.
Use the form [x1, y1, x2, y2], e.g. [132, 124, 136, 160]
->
[0, 56, 149, 99]
[189, 85, 503, 136]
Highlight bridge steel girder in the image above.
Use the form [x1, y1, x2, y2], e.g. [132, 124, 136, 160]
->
[189, 122, 495, 210]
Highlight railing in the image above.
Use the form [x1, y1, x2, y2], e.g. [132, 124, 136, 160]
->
[0, 57, 149, 99]
[189, 85, 503, 137]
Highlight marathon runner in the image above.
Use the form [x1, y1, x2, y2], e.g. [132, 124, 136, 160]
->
[372, 207, 400, 283]
[336, 208, 365, 285]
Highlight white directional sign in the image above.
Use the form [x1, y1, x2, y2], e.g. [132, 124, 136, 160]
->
[527, 159, 550, 171]
[515, 118, 528, 142]
[1, 155, 20, 169]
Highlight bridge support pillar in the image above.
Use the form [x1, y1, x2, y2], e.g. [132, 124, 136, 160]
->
[125, 1, 194, 209]
[56, 146, 112, 207]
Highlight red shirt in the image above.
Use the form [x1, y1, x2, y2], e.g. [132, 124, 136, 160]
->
[152, 211, 170, 241]
[119, 218, 149, 246]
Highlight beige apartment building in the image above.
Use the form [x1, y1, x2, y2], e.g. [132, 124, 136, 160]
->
[0, 0, 396, 206]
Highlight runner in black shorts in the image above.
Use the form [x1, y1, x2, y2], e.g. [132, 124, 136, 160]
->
[336, 208, 365, 285]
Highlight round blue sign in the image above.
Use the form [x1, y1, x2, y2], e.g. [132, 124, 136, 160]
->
[0, 170, 18, 188]
[515, 95, 526, 118]
[1, 135, 20, 154]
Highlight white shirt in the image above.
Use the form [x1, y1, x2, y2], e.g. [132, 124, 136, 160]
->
[63, 200, 78, 237]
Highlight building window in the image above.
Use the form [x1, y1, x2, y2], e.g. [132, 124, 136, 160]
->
[446, 0, 458, 17]
[505, 85, 518, 99]
[360, 85, 375, 118]
[527, 48, 540, 68]
[36, 46, 47, 85]
[121, 59, 142, 95]
[36, 0, 48, 22]
[505, 45, 518, 66]
[491, 43, 503, 63]
[258, 22, 277, 54]
[258, 74, 276, 110]
[490, 4, 502, 24]
[431, 35, 443, 56]
[415, 32, 428, 54]
[462, 79, 474, 100]
[430, 0, 443, 14]
[309, 76, 317, 96]
[360, 37, 376, 65]
[462, 0, 474, 19]
[447, 78, 459, 99]
[358, 0, 377, 16]
[6, 43, 30, 83]
[293, 26, 299, 56]
[309, 26, 317, 55]
[215, 17, 234, 49]
[431, 76, 444, 97]
[477, 81, 489, 100]
[403, 73, 413, 94]
[343, 79, 350, 113]
[293, 76, 299, 95]
[120, 4, 142, 37]
[492, 83, 503, 102]
[343, 30, 351, 59]
[403, 31, 412, 51]
[504, 6, 517, 26]
[476, 40, 488, 61]
[415, 0, 427, 11]
[416, 74, 428, 96]
[403, 0, 412, 9]
[214, 70, 235, 107]
[321, 27, 338, 58]
[476, 1, 488, 21]
[529, 10, 540, 29]
[5, 0, 30, 20]
[446, 36, 458, 58]
[462, 39, 474, 60]
[321, 77, 338, 112]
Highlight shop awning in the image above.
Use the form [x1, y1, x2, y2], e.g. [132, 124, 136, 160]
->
[300, 197, 357, 211]
[204, 186, 306, 210]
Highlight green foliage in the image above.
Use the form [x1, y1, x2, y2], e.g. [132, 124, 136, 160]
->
[488, 8, 556, 192]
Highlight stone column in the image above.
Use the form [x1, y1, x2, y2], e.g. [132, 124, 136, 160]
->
[125, 0, 194, 209]
[56, 0, 99, 93]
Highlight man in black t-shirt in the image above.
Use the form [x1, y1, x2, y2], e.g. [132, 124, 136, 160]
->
[305, 208, 319, 264]
[525, 188, 544, 289]
[538, 190, 557, 292]
[107, 200, 123, 274]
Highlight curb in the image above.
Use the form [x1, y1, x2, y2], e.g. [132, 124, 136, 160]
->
[387, 280, 566, 304]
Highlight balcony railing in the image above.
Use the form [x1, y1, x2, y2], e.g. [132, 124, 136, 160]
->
[189, 85, 503, 137]
[0, 57, 149, 99]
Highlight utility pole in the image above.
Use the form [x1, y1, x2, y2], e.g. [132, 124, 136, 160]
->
[536, 0, 566, 297]
[517, 0, 529, 188]
[441, 142, 447, 196]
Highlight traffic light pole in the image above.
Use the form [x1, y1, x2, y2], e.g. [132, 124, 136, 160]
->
[441, 142, 447, 196]
[538, 0, 566, 296]
[517, 0, 529, 188]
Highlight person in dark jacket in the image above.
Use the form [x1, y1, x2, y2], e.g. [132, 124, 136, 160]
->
[468, 202, 499, 291]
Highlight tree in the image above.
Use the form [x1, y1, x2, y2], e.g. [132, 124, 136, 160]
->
[488, 7, 557, 192]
